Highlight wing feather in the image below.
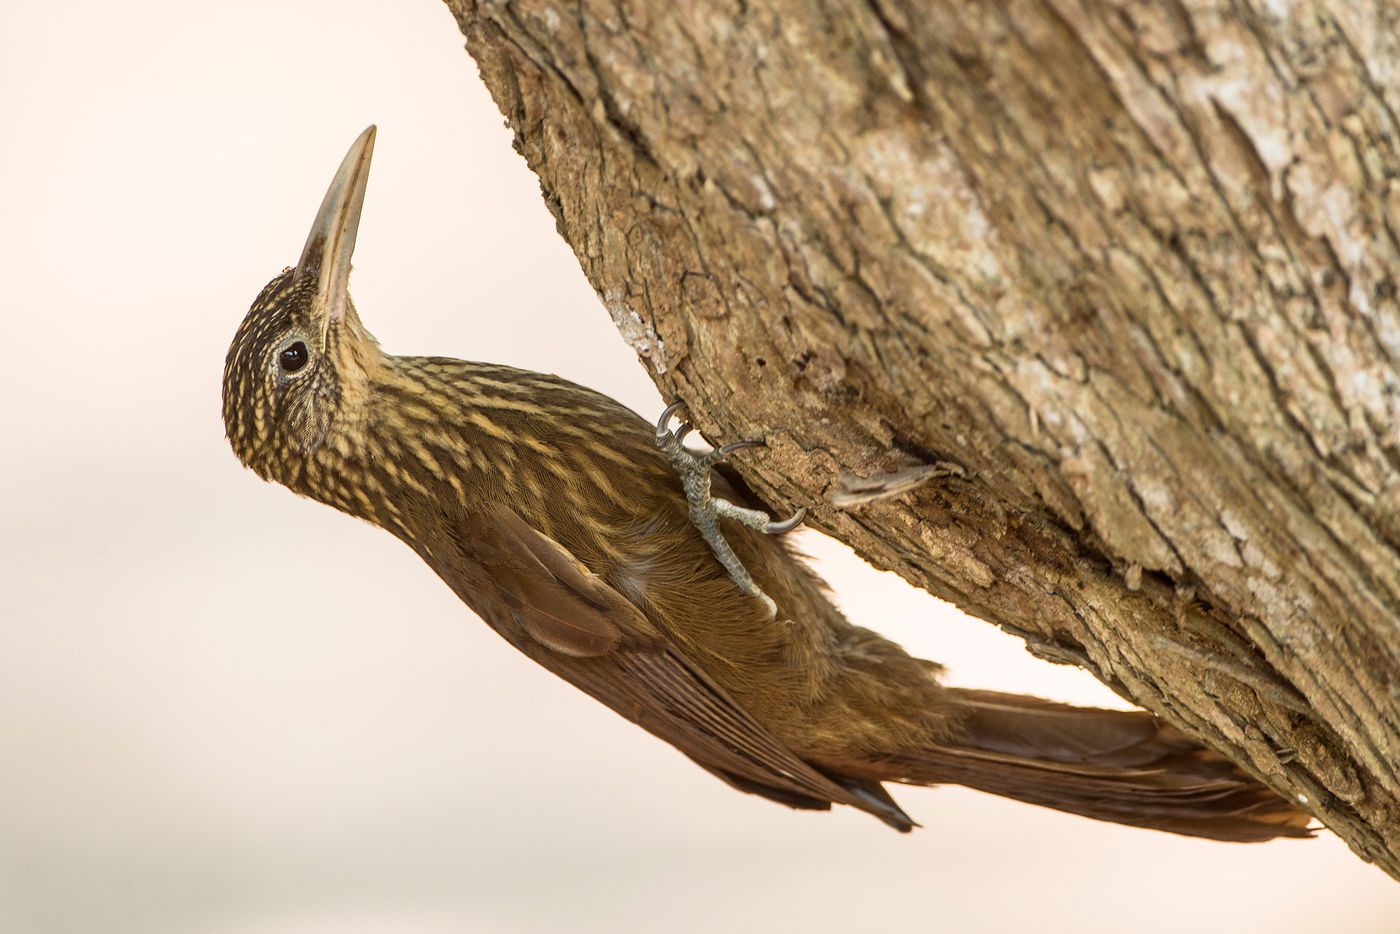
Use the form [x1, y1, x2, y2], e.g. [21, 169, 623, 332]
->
[414, 503, 913, 829]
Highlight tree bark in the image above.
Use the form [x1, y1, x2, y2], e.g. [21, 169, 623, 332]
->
[444, 0, 1400, 875]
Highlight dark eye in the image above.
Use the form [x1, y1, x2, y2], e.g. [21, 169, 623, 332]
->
[279, 341, 309, 373]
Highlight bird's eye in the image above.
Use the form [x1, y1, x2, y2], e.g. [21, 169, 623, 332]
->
[279, 341, 309, 373]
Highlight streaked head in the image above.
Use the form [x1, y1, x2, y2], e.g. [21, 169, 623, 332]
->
[222, 126, 381, 477]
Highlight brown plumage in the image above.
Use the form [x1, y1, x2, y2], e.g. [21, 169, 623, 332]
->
[221, 126, 1313, 842]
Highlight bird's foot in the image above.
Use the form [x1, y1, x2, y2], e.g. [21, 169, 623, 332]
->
[656, 402, 807, 619]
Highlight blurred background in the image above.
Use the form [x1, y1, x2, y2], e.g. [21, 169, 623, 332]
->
[1, 2, 1396, 931]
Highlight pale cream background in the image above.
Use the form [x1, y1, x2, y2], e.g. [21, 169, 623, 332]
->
[1, 2, 1396, 932]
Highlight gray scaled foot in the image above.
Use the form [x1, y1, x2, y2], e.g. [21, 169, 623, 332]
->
[655, 402, 807, 619]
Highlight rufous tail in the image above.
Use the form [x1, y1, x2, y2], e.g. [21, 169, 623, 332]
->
[877, 689, 1313, 842]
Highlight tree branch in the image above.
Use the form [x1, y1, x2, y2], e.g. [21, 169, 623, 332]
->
[445, 0, 1400, 875]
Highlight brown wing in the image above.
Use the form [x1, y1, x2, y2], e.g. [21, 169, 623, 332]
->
[413, 503, 914, 830]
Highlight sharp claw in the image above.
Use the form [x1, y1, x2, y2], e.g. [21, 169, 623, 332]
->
[715, 439, 765, 457]
[763, 507, 807, 535]
[658, 401, 687, 434]
[673, 423, 692, 444]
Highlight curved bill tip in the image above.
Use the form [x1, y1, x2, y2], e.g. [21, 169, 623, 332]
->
[295, 125, 378, 324]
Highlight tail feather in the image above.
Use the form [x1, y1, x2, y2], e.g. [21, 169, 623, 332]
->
[877, 689, 1313, 842]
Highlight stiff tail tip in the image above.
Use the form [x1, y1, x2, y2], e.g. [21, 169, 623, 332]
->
[882, 689, 1314, 842]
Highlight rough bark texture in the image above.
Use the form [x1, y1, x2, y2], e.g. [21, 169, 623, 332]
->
[444, 0, 1400, 875]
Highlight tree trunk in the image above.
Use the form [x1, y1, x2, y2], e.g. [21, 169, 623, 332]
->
[444, 0, 1400, 876]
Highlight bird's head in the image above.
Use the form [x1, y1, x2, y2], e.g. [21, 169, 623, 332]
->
[223, 126, 382, 478]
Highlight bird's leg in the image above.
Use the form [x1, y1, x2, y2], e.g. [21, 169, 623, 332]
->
[656, 402, 807, 619]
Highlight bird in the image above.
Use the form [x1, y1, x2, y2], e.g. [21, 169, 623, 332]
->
[221, 125, 1313, 842]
